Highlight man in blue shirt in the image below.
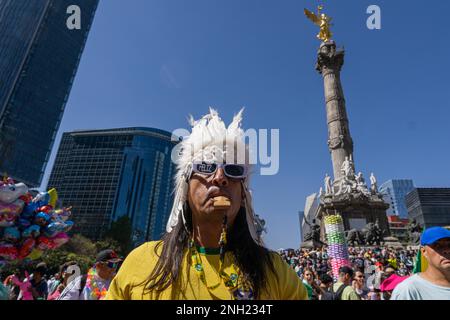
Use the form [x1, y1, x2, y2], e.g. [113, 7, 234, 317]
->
[392, 227, 450, 300]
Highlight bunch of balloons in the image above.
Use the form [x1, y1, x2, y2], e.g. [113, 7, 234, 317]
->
[324, 214, 351, 280]
[0, 177, 74, 263]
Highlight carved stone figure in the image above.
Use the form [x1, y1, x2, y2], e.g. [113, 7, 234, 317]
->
[341, 156, 351, 177]
[346, 229, 365, 246]
[335, 176, 354, 196]
[370, 173, 378, 194]
[254, 214, 267, 238]
[324, 173, 333, 195]
[340, 155, 356, 179]
[407, 219, 423, 245]
[346, 221, 384, 247]
[362, 221, 383, 246]
[319, 187, 324, 197]
[304, 218, 323, 246]
[355, 172, 370, 196]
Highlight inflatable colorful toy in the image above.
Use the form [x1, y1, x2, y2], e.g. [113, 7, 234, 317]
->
[0, 177, 75, 264]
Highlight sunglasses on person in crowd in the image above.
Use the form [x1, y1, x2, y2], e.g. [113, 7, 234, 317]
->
[192, 162, 248, 179]
[430, 239, 450, 252]
[106, 261, 119, 269]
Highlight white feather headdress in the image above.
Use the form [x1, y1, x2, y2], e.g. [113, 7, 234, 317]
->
[166, 108, 260, 243]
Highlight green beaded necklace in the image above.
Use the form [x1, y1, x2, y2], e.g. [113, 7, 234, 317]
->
[189, 239, 240, 294]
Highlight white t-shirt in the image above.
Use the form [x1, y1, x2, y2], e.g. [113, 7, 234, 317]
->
[57, 276, 85, 300]
[57, 275, 111, 300]
[391, 274, 450, 300]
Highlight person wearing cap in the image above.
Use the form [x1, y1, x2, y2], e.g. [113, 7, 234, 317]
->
[391, 227, 450, 300]
[58, 250, 122, 300]
[106, 109, 308, 300]
[83, 249, 122, 300]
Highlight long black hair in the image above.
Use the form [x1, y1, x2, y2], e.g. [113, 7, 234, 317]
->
[143, 204, 275, 299]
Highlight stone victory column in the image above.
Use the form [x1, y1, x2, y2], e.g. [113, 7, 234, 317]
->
[304, 6, 390, 245]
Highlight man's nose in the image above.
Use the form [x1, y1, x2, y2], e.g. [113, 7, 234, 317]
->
[212, 168, 228, 187]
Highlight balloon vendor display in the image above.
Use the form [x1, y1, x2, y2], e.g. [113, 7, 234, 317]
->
[324, 214, 350, 280]
[0, 177, 74, 263]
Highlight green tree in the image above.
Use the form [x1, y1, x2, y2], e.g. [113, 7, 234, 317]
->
[64, 234, 97, 257]
[41, 234, 97, 274]
[104, 215, 133, 255]
[95, 238, 121, 254]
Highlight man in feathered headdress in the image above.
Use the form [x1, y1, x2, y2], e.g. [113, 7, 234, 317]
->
[106, 109, 307, 300]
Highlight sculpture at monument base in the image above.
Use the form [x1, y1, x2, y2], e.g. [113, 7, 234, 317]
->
[370, 173, 378, 194]
[407, 219, 423, 245]
[302, 218, 325, 249]
[324, 173, 333, 195]
[254, 214, 267, 240]
[345, 220, 385, 246]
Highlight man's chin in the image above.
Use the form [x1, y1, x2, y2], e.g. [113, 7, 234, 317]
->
[203, 205, 229, 216]
[211, 207, 230, 215]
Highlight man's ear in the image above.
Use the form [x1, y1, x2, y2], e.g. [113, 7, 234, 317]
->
[421, 247, 428, 260]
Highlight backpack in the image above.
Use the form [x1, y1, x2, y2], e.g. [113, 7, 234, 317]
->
[320, 284, 348, 301]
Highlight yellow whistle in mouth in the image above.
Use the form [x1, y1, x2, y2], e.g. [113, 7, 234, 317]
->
[213, 196, 231, 209]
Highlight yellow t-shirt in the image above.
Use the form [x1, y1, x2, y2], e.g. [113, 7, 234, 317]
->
[106, 241, 308, 300]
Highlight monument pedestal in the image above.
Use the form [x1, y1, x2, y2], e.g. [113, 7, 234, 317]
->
[301, 239, 325, 249]
[383, 236, 404, 249]
[317, 192, 390, 241]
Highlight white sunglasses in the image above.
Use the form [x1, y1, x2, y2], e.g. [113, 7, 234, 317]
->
[191, 162, 248, 179]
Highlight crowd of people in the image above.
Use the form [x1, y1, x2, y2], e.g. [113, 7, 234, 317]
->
[0, 227, 449, 300]
[0, 249, 122, 300]
[279, 245, 418, 300]
[280, 226, 450, 300]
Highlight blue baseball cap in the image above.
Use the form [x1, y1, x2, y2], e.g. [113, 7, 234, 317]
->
[420, 227, 450, 246]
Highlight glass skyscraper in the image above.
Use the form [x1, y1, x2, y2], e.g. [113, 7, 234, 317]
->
[405, 188, 450, 228]
[0, 0, 99, 186]
[379, 179, 415, 219]
[48, 128, 179, 244]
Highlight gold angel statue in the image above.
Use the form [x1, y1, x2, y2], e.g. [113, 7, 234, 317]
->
[304, 5, 333, 43]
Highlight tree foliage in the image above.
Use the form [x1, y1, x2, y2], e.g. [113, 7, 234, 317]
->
[103, 215, 133, 255]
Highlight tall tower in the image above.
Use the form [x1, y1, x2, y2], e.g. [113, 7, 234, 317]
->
[316, 41, 354, 182]
[304, 7, 390, 239]
[0, 0, 99, 187]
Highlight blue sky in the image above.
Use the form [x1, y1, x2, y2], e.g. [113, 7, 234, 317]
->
[42, 0, 450, 250]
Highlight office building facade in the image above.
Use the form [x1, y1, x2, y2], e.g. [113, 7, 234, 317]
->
[48, 128, 178, 243]
[380, 180, 415, 219]
[0, 0, 99, 186]
[405, 188, 450, 228]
